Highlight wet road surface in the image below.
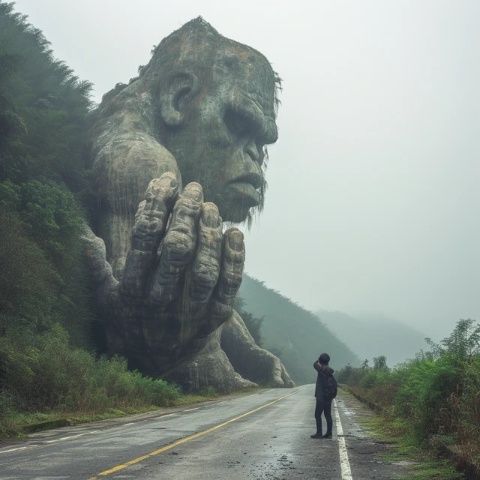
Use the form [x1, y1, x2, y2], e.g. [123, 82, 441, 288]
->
[0, 385, 407, 479]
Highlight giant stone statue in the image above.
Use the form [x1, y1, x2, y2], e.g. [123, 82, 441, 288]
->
[83, 18, 294, 391]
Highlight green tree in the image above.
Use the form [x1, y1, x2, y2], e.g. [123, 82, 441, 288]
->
[0, 1, 91, 185]
[373, 355, 388, 370]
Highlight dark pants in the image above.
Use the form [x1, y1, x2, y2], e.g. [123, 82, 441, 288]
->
[314, 398, 333, 435]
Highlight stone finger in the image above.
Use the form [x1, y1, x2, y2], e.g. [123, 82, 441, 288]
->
[209, 228, 245, 327]
[121, 172, 178, 297]
[189, 202, 223, 309]
[150, 182, 203, 305]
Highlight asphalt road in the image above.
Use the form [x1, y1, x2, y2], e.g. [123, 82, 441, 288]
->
[0, 385, 407, 479]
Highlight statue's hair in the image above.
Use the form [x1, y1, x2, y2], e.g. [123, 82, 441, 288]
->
[92, 17, 280, 134]
[142, 17, 282, 111]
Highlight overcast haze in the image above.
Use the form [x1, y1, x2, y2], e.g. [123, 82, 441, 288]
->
[13, 0, 480, 339]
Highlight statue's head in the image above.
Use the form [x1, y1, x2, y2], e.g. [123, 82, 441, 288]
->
[140, 18, 280, 223]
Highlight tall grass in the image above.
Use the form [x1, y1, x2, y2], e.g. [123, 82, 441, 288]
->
[0, 326, 180, 435]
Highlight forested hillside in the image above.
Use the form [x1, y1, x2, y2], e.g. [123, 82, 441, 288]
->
[0, 0, 97, 366]
[239, 275, 360, 384]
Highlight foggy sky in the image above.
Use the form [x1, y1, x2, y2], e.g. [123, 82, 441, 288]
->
[12, 0, 480, 338]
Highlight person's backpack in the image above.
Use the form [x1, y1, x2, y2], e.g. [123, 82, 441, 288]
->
[324, 374, 338, 400]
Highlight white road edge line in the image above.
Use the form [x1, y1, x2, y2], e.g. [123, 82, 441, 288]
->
[44, 433, 89, 443]
[0, 429, 101, 454]
[0, 446, 29, 454]
[334, 399, 353, 480]
[183, 407, 200, 412]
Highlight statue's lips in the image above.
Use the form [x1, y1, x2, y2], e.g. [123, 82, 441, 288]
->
[227, 181, 261, 206]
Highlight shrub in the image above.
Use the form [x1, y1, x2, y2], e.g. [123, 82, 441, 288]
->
[455, 355, 480, 446]
[338, 319, 480, 451]
[1, 325, 180, 418]
[394, 356, 462, 441]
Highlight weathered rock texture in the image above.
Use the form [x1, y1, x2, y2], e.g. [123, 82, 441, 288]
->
[84, 18, 293, 392]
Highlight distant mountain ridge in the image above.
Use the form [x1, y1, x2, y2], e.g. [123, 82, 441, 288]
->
[238, 275, 360, 384]
[316, 310, 426, 366]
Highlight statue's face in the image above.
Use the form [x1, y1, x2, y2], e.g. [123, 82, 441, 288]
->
[162, 54, 278, 223]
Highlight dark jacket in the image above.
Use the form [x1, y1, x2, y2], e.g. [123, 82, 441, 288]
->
[314, 362, 334, 400]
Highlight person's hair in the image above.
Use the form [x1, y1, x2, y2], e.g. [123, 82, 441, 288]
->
[318, 353, 330, 365]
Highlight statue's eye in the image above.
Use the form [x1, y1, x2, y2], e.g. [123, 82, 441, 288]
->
[224, 108, 251, 138]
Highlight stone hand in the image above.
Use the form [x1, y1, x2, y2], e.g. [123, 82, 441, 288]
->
[83, 172, 245, 369]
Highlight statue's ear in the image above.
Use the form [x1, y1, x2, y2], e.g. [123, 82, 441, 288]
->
[159, 72, 199, 127]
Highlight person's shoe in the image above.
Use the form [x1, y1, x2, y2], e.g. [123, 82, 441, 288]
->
[310, 433, 322, 439]
[322, 433, 332, 439]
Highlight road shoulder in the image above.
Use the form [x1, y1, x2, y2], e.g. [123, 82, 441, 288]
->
[338, 388, 465, 480]
[336, 389, 411, 479]
[0, 387, 266, 449]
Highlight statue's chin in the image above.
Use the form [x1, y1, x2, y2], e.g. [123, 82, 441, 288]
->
[216, 186, 261, 224]
[218, 202, 252, 224]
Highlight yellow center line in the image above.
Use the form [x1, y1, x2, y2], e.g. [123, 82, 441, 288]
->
[88, 391, 296, 479]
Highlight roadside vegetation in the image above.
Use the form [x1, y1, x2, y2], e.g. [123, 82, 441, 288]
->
[338, 319, 480, 478]
[0, 333, 183, 437]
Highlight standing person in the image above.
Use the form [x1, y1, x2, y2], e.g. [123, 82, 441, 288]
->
[311, 353, 337, 439]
